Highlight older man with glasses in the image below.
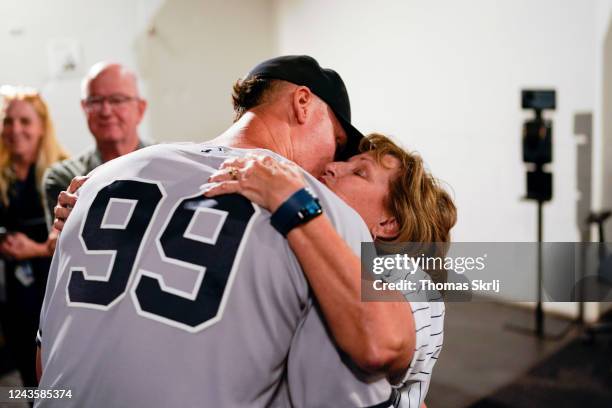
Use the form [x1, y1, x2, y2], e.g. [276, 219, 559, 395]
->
[42, 62, 151, 231]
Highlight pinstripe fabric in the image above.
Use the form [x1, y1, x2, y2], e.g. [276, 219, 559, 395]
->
[383, 267, 445, 407]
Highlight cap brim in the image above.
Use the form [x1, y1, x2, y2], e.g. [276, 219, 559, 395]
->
[335, 114, 364, 161]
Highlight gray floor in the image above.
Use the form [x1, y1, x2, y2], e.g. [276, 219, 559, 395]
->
[0, 301, 578, 408]
[427, 301, 579, 408]
[0, 371, 28, 408]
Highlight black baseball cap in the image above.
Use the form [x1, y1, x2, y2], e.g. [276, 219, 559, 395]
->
[246, 55, 364, 160]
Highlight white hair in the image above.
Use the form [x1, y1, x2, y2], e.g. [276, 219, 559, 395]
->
[80, 61, 142, 99]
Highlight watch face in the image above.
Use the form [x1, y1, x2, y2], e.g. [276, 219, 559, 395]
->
[303, 200, 323, 216]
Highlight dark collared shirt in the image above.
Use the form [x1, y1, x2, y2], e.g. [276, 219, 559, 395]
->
[42, 139, 152, 230]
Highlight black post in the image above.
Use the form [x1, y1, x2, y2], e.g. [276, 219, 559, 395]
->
[511, 89, 573, 339]
[536, 199, 544, 337]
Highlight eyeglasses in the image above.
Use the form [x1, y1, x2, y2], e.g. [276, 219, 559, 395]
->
[83, 94, 139, 112]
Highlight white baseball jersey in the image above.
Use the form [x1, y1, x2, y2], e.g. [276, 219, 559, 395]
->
[36, 144, 372, 408]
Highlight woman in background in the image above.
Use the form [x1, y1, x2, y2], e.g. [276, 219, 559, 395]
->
[0, 87, 68, 388]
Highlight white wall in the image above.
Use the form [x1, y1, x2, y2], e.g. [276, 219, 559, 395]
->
[2, 0, 607, 319]
[596, 0, 612, 320]
[135, 0, 276, 143]
[0, 0, 165, 155]
[276, 0, 596, 243]
[3, 0, 598, 241]
[0, 0, 275, 149]
[274, 0, 602, 318]
[601, 1, 612, 240]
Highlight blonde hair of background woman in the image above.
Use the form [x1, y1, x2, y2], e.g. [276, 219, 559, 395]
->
[0, 86, 69, 206]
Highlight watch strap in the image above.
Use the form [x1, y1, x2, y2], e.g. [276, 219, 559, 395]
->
[270, 188, 323, 236]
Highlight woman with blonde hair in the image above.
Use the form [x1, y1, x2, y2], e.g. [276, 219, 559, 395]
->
[0, 86, 68, 388]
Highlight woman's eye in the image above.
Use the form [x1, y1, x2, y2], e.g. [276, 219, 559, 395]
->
[354, 169, 366, 178]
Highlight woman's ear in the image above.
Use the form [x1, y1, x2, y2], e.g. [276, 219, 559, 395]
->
[292, 86, 313, 125]
[371, 215, 399, 240]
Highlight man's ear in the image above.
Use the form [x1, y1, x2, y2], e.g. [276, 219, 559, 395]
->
[372, 215, 400, 240]
[292, 86, 314, 125]
[136, 99, 147, 124]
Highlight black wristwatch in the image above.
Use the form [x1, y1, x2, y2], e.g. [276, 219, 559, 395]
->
[270, 188, 323, 237]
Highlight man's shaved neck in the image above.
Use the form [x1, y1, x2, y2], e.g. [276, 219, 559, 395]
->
[210, 112, 294, 161]
[212, 82, 305, 159]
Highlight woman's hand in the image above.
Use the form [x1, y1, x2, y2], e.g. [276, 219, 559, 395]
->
[205, 155, 306, 213]
[53, 176, 88, 232]
[0, 232, 49, 260]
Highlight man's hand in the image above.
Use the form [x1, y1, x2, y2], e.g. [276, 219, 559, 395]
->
[53, 176, 88, 232]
